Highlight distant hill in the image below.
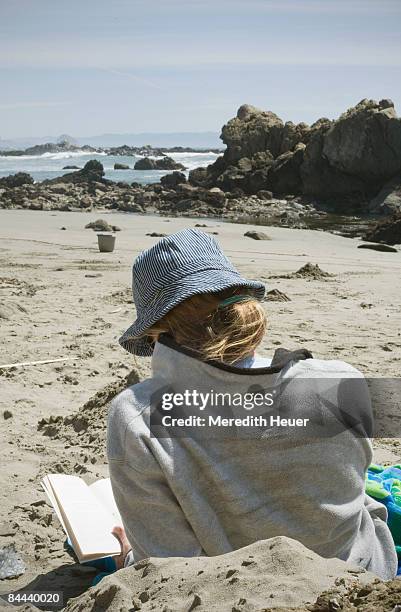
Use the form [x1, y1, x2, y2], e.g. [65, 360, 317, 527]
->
[0, 131, 221, 151]
[77, 132, 221, 148]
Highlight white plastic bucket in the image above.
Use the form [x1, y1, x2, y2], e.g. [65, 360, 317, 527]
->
[97, 233, 116, 253]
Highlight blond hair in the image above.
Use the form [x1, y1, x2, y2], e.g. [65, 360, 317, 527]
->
[146, 289, 267, 365]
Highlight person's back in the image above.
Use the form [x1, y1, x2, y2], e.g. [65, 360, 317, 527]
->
[107, 229, 397, 579]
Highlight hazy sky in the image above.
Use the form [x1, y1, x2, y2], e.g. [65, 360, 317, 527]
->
[1, 0, 401, 138]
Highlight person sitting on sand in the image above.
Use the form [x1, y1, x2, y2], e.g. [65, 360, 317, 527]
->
[108, 228, 397, 579]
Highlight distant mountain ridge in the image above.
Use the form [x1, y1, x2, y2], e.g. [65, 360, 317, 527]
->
[0, 131, 221, 150]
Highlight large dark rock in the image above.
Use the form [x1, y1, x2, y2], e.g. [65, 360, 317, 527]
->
[160, 171, 187, 188]
[216, 165, 249, 191]
[46, 159, 106, 184]
[188, 166, 209, 187]
[134, 156, 185, 171]
[301, 99, 401, 202]
[194, 99, 401, 207]
[222, 105, 287, 162]
[204, 187, 226, 208]
[368, 176, 401, 214]
[0, 172, 34, 188]
[134, 157, 156, 170]
[268, 144, 305, 194]
[362, 213, 401, 245]
[323, 100, 400, 183]
[299, 123, 365, 201]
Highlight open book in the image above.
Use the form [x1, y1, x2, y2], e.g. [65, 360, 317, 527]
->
[41, 474, 122, 563]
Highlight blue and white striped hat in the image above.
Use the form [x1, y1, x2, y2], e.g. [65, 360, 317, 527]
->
[119, 228, 266, 356]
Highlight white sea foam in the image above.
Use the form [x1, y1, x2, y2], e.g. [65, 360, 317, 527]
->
[170, 151, 221, 158]
[1, 150, 107, 161]
[40, 151, 107, 160]
[0, 149, 219, 182]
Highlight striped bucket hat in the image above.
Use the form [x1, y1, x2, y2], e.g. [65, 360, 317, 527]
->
[119, 228, 266, 356]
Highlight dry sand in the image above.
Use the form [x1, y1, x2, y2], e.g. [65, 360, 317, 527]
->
[0, 209, 400, 610]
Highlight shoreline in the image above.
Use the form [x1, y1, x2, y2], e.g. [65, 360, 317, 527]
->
[0, 195, 385, 240]
[1, 158, 399, 245]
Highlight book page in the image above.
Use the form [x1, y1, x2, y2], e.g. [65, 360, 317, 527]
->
[42, 476, 68, 532]
[43, 474, 121, 562]
[89, 478, 122, 525]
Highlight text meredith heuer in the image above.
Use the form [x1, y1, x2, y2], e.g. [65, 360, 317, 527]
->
[161, 415, 310, 427]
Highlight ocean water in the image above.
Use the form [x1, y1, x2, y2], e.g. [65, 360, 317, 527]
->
[0, 150, 220, 184]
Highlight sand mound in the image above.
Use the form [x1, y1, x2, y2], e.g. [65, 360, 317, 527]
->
[264, 289, 291, 302]
[62, 537, 376, 612]
[270, 263, 334, 281]
[293, 263, 333, 279]
[37, 368, 145, 456]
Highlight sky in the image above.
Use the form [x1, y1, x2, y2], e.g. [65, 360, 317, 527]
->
[1, 0, 401, 139]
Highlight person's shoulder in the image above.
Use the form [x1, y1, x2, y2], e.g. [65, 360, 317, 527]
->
[107, 378, 156, 462]
[108, 378, 155, 425]
[289, 356, 365, 378]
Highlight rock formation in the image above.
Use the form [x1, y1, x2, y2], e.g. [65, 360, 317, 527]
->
[0, 172, 34, 188]
[160, 171, 187, 188]
[134, 156, 186, 171]
[0, 142, 96, 156]
[362, 213, 401, 245]
[190, 99, 401, 209]
[45, 159, 106, 184]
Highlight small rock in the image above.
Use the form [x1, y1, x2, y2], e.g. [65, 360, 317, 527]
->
[132, 597, 142, 610]
[226, 568, 238, 578]
[3, 410, 13, 420]
[0, 522, 16, 537]
[138, 591, 150, 603]
[85, 219, 121, 232]
[205, 187, 226, 208]
[244, 230, 271, 241]
[0, 544, 26, 579]
[241, 559, 255, 566]
[146, 232, 167, 237]
[114, 163, 130, 170]
[187, 593, 202, 611]
[358, 243, 397, 253]
[134, 156, 185, 171]
[257, 190, 273, 200]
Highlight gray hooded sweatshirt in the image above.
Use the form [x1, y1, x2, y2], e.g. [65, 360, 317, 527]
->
[107, 335, 397, 579]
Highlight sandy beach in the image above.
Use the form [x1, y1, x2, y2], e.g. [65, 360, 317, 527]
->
[1, 209, 401, 608]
